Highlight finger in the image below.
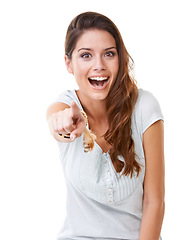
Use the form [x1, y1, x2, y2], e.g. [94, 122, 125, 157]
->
[71, 102, 82, 119]
[62, 124, 75, 134]
[62, 109, 76, 132]
[56, 112, 63, 132]
[70, 121, 86, 139]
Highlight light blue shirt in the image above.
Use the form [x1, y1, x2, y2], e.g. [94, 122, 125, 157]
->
[55, 89, 163, 240]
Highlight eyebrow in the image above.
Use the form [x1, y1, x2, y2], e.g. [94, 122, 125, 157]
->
[77, 47, 117, 52]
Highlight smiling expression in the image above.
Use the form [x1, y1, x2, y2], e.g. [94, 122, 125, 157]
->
[65, 29, 119, 102]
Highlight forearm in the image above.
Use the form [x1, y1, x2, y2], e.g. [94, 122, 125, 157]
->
[139, 200, 165, 240]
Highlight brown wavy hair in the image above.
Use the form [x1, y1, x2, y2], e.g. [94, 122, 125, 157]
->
[65, 12, 141, 177]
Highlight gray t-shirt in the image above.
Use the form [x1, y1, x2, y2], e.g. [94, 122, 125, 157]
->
[55, 88, 164, 240]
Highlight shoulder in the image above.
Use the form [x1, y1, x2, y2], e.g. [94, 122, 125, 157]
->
[136, 88, 158, 105]
[133, 88, 164, 135]
[56, 89, 75, 104]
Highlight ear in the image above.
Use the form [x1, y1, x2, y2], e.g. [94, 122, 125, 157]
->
[64, 55, 73, 74]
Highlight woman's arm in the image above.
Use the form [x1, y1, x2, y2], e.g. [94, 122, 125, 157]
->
[46, 102, 87, 142]
[139, 120, 165, 240]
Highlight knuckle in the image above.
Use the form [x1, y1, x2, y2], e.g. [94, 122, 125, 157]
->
[64, 108, 70, 116]
[51, 112, 57, 120]
[57, 111, 63, 118]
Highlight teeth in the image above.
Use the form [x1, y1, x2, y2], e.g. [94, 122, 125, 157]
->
[89, 77, 108, 81]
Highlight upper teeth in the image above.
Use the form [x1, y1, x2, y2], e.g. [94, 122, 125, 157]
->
[89, 77, 108, 81]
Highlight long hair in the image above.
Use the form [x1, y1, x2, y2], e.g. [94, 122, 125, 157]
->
[65, 12, 141, 177]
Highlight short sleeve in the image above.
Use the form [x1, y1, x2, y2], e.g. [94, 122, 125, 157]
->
[55, 90, 83, 109]
[56, 90, 73, 107]
[140, 90, 164, 134]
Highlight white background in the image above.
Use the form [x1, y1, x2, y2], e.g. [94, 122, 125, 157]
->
[0, 0, 194, 239]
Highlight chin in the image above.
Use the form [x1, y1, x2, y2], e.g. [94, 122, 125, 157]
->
[89, 92, 108, 101]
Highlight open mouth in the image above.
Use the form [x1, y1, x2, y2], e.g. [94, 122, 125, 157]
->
[88, 76, 110, 89]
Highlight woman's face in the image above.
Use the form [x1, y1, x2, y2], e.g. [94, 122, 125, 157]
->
[65, 29, 119, 101]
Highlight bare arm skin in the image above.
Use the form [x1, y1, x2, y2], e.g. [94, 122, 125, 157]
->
[46, 102, 87, 142]
[139, 120, 165, 240]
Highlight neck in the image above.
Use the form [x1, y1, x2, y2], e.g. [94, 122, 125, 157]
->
[75, 90, 108, 124]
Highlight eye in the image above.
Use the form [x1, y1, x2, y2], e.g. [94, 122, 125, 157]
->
[80, 52, 92, 59]
[105, 51, 116, 57]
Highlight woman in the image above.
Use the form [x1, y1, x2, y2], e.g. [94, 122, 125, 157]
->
[47, 12, 165, 240]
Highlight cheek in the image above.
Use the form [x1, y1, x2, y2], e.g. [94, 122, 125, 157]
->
[73, 65, 91, 85]
[74, 61, 90, 76]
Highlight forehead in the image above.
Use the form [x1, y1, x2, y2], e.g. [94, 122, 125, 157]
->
[74, 29, 116, 50]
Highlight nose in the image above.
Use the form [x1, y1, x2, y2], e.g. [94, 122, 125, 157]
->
[92, 56, 106, 71]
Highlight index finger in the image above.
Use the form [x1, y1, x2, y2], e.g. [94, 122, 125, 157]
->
[71, 102, 82, 119]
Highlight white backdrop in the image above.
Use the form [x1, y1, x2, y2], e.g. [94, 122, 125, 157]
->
[0, 0, 194, 239]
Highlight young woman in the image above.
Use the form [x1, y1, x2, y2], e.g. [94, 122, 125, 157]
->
[47, 12, 165, 240]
